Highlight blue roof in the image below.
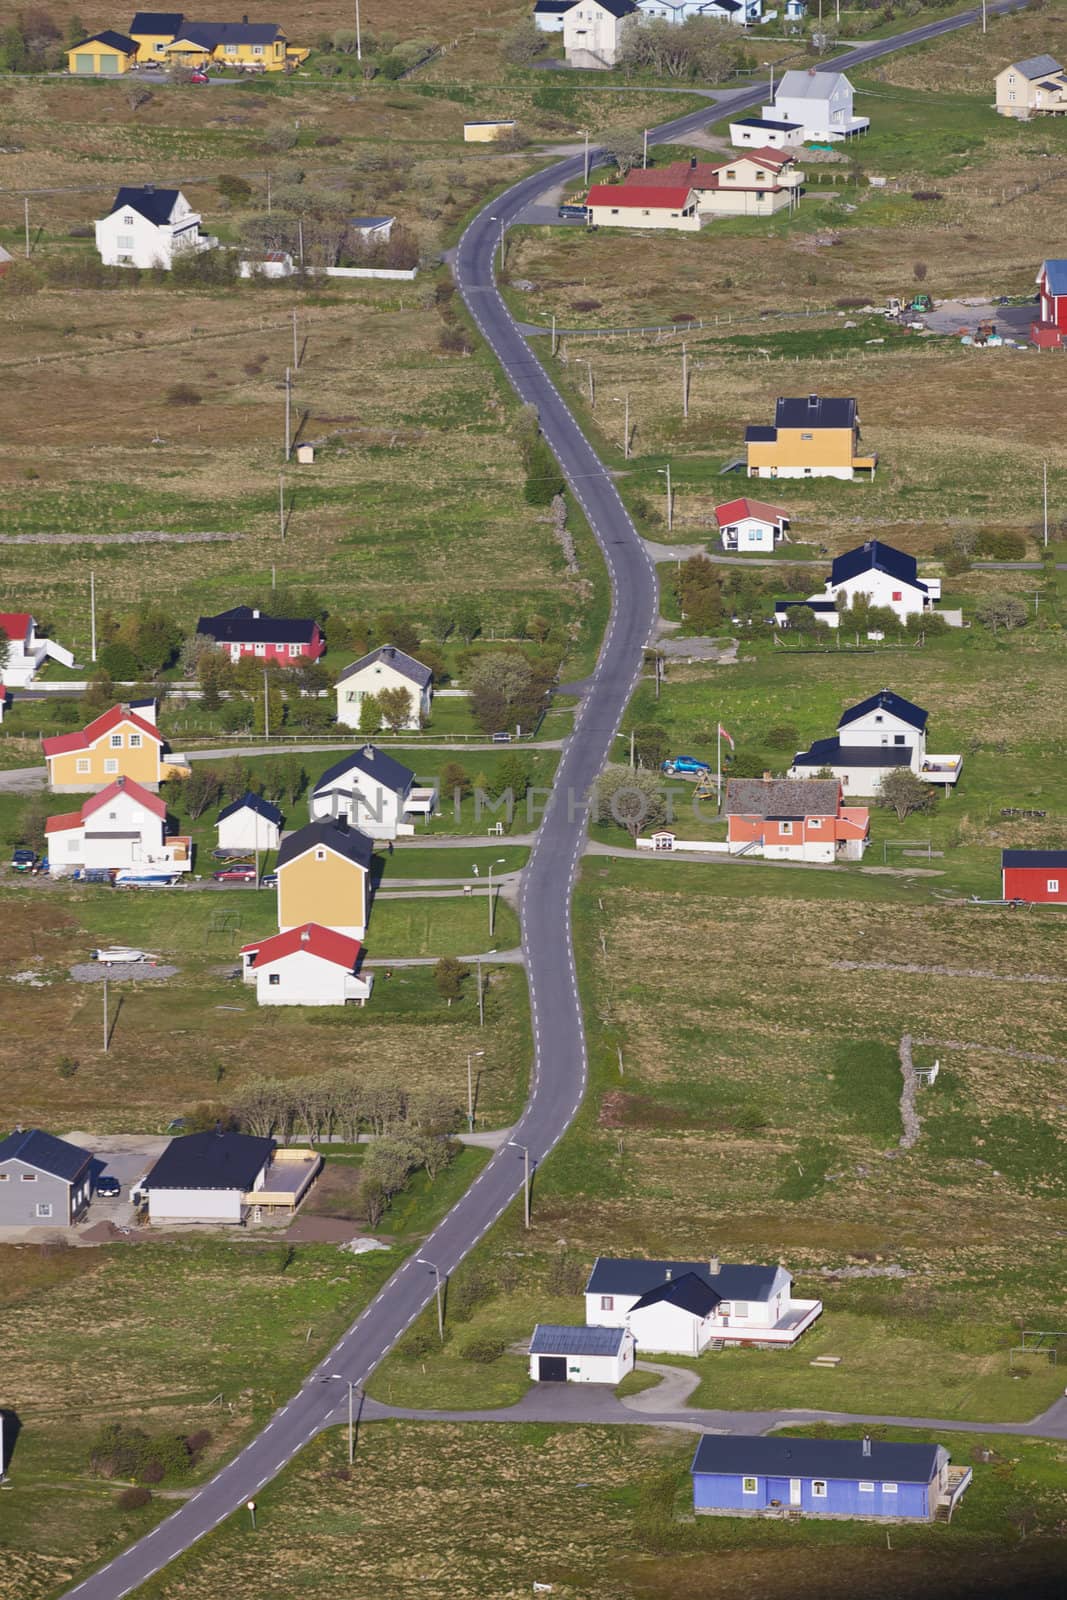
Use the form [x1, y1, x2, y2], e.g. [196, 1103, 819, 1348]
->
[217, 791, 284, 827]
[830, 540, 925, 592]
[1041, 259, 1067, 296]
[838, 689, 927, 732]
[734, 117, 802, 131]
[794, 736, 910, 770]
[142, 1131, 275, 1192]
[691, 1434, 944, 1484]
[633, 1272, 722, 1318]
[276, 818, 374, 871]
[745, 425, 777, 443]
[109, 185, 181, 227]
[586, 1258, 781, 1301]
[74, 29, 139, 51]
[775, 395, 856, 430]
[0, 1128, 92, 1182]
[337, 644, 433, 691]
[775, 599, 838, 613]
[129, 12, 185, 32]
[314, 745, 414, 799]
[1003, 849, 1067, 867]
[530, 1323, 628, 1356]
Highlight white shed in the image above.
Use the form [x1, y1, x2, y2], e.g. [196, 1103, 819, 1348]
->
[216, 791, 283, 853]
[529, 1323, 635, 1383]
[137, 1131, 276, 1225]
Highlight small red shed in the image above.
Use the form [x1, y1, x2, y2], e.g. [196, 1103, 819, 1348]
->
[1031, 259, 1067, 347]
[1002, 849, 1067, 904]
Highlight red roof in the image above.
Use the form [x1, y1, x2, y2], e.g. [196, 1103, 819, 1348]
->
[239, 922, 363, 972]
[45, 810, 83, 835]
[42, 703, 163, 758]
[0, 612, 32, 642]
[714, 497, 790, 527]
[82, 776, 166, 821]
[586, 183, 695, 210]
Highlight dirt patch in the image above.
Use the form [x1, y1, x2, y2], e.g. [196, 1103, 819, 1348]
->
[69, 962, 180, 983]
[298, 1160, 366, 1224]
[284, 1215, 377, 1245]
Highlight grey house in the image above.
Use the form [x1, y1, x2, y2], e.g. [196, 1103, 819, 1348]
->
[0, 1128, 92, 1225]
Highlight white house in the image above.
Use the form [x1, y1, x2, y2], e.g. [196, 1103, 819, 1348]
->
[564, 0, 640, 69]
[136, 1131, 277, 1225]
[0, 685, 9, 723]
[95, 185, 217, 270]
[775, 540, 942, 630]
[635, 0, 761, 20]
[767, 69, 869, 141]
[713, 496, 790, 552]
[791, 688, 962, 792]
[310, 745, 435, 840]
[529, 1323, 635, 1383]
[216, 791, 284, 854]
[45, 775, 191, 878]
[534, 0, 574, 28]
[585, 1257, 822, 1352]
[585, 180, 701, 230]
[729, 114, 804, 150]
[335, 644, 434, 732]
[0, 611, 74, 687]
[239, 923, 373, 1007]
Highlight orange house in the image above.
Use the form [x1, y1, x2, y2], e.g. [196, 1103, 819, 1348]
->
[725, 776, 868, 862]
[41, 702, 188, 793]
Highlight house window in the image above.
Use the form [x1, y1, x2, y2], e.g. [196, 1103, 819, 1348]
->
[742, 1477, 758, 1494]
[110, 733, 123, 748]
[76, 758, 91, 774]
[129, 733, 142, 749]
[104, 759, 119, 774]
[882, 1483, 898, 1494]
[874, 714, 883, 723]
[600, 1295, 614, 1311]
[893, 735, 905, 745]
[801, 432, 813, 440]
[859, 1481, 875, 1493]
[225, 42, 236, 53]
[726, 170, 736, 180]
[289, 643, 302, 657]
[779, 822, 792, 836]
[268, 973, 281, 985]
[21, 1172, 37, 1181]
[117, 235, 135, 251]
[812, 1480, 827, 1498]
[254, 642, 266, 656]
[315, 848, 326, 861]
[0, 1173, 7, 1180]
[123, 213, 134, 225]
[1008, 91, 1016, 103]
[809, 819, 821, 829]
[1048, 879, 1060, 893]
[252, 43, 264, 54]
[892, 591, 902, 602]
[746, 528, 759, 542]
[733, 1301, 749, 1317]
[36, 1201, 53, 1218]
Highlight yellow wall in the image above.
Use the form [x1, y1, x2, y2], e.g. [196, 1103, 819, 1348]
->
[165, 35, 302, 71]
[747, 426, 857, 472]
[47, 723, 162, 791]
[278, 849, 367, 934]
[67, 44, 135, 74]
[464, 122, 517, 143]
[130, 31, 175, 64]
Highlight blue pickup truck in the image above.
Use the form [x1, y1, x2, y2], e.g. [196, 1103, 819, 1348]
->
[661, 755, 711, 777]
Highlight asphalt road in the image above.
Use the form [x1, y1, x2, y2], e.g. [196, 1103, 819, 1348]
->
[60, 6, 1034, 1595]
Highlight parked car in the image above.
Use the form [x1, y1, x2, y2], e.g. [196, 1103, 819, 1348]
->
[10, 848, 37, 871]
[214, 866, 257, 883]
[491, 731, 512, 744]
[259, 872, 278, 889]
[558, 203, 588, 221]
[661, 755, 711, 776]
[95, 1175, 121, 1198]
[190, 69, 210, 83]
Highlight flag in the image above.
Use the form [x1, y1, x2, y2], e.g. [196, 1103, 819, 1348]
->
[718, 724, 734, 749]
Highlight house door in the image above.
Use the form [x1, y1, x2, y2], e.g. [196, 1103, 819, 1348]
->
[75, 53, 94, 72]
[537, 1356, 567, 1383]
[789, 1479, 802, 1506]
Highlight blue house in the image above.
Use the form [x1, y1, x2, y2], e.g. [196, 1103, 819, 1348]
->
[691, 1434, 972, 1521]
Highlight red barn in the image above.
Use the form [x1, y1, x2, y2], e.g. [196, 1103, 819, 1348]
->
[1002, 849, 1067, 904]
[1031, 259, 1067, 347]
[196, 606, 324, 666]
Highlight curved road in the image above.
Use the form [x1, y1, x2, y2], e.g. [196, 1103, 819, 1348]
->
[62, 5, 1032, 1595]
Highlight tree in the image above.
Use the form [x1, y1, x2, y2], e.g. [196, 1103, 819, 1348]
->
[254, 685, 284, 736]
[378, 685, 413, 731]
[632, 724, 669, 769]
[82, 668, 116, 715]
[764, 725, 800, 751]
[173, 766, 222, 821]
[492, 752, 531, 802]
[675, 556, 723, 633]
[878, 767, 936, 823]
[434, 955, 470, 1008]
[358, 692, 382, 735]
[727, 749, 769, 779]
[375, 613, 421, 656]
[219, 696, 254, 732]
[976, 595, 1028, 635]
[913, 260, 928, 282]
[441, 760, 470, 800]
[216, 173, 253, 205]
[18, 792, 48, 854]
[501, 18, 542, 65]
[466, 652, 534, 733]
[97, 641, 139, 680]
[453, 597, 482, 645]
[589, 763, 666, 839]
[599, 128, 645, 176]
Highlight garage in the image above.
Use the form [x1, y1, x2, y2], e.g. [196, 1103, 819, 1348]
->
[528, 1323, 635, 1385]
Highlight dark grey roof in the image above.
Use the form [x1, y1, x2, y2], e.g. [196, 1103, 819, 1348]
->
[830, 540, 925, 593]
[130, 12, 185, 32]
[775, 395, 856, 430]
[533, 1, 574, 11]
[75, 29, 139, 51]
[1010, 53, 1063, 79]
[172, 20, 282, 46]
[197, 606, 318, 645]
[691, 1434, 943, 1483]
[110, 185, 180, 227]
[0, 1128, 92, 1183]
[1038, 80, 1063, 91]
[590, 0, 639, 15]
[142, 1131, 275, 1192]
[726, 777, 840, 818]
[586, 1257, 782, 1301]
[838, 689, 927, 732]
[734, 117, 802, 131]
[217, 791, 284, 826]
[313, 745, 414, 799]
[794, 736, 910, 770]
[530, 1323, 628, 1356]
[707, 0, 742, 11]
[632, 1272, 722, 1318]
[337, 644, 433, 690]
[276, 817, 374, 871]
[745, 424, 777, 443]
[775, 599, 838, 613]
[1003, 849, 1067, 867]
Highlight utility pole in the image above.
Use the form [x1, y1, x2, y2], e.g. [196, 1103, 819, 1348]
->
[982, 0, 987, 33]
[266, 171, 272, 213]
[417, 1257, 445, 1341]
[643, 127, 648, 170]
[284, 366, 292, 461]
[271, 564, 276, 591]
[347, 1380, 356, 1463]
[613, 393, 630, 459]
[583, 129, 590, 184]
[1043, 459, 1049, 548]
[629, 727, 635, 768]
[279, 474, 286, 540]
[659, 463, 672, 532]
[292, 308, 299, 370]
[89, 569, 97, 662]
[466, 1049, 485, 1132]
[487, 856, 506, 938]
[102, 974, 109, 1053]
[247, 1500, 257, 1531]
[355, 0, 362, 60]
[298, 218, 304, 269]
[263, 669, 270, 738]
[508, 1140, 531, 1229]
[24, 196, 30, 259]
[550, 311, 557, 357]
[476, 954, 484, 1027]
[682, 342, 689, 421]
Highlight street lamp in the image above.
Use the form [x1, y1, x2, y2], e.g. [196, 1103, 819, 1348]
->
[764, 59, 775, 101]
[507, 1139, 532, 1230]
[487, 856, 506, 938]
[466, 1049, 485, 1132]
[488, 213, 506, 273]
[581, 127, 590, 184]
[416, 1256, 445, 1341]
[326, 1374, 360, 1464]
[612, 393, 630, 459]
[657, 464, 673, 533]
[577, 357, 595, 410]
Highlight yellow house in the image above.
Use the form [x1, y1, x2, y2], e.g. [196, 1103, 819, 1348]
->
[67, 30, 139, 74]
[42, 701, 188, 792]
[464, 120, 518, 143]
[276, 819, 374, 940]
[161, 19, 308, 71]
[129, 11, 188, 64]
[745, 393, 877, 482]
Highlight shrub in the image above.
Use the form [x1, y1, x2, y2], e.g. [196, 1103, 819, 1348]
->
[117, 1486, 152, 1511]
[763, 724, 799, 751]
[402, 1326, 441, 1360]
[460, 1336, 507, 1364]
[56, 1057, 78, 1079]
[165, 383, 202, 407]
[976, 530, 1026, 561]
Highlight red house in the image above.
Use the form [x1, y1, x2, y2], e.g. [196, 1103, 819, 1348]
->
[725, 776, 869, 863]
[196, 606, 325, 666]
[1002, 850, 1067, 904]
[1031, 259, 1067, 347]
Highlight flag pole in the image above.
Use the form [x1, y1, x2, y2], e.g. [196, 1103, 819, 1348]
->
[717, 723, 722, 799]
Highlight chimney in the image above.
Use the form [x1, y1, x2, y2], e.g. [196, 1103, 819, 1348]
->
[300, 928, 310, 943]
[807, 393, 818, 408]
[214, 1119, 223, 1137]
[243, 12, 249, 21]
[709, 1256, 720, 1276]
[117, 775, 126, 787]
[763, 771, 772, 782]
[664, 1267, 673, 1281]
[862, 1434, 872, 1457]
[252, 608, 261, 619]
[362, 745, 375, 759]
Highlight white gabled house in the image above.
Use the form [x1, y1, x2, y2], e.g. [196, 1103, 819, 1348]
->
[768, 68, 869, 141]
[239, 923, 373, 1007]
[729, 114, 804, 149]
[713, 496, 790, 552]
[790, 688, 962, 791]
[309, 745, 435, 841]
[0, 611, 74, 687]
[585, 1257, 822, 1353]
[216, 791, 284, 854]
[775, 540, 943, 630]
[563, 0, 640, 69]
[335, 644, 434, 732]
[45, 775, 191, 878]
[529, 1323, 635, 1384]
[95, 184, 217, 269]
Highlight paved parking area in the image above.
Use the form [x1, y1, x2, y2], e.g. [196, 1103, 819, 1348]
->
[922, 299, 1034, 339]
[68, 1133, 169, 1229]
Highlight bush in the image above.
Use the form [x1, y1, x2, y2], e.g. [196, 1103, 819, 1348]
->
[976, 530, 1026, 561]
[117, 1486, 152, 1511]
[56, 1056, 79, 1079]
[460, 1336, 507, 1364]
[763, 724, 799, 751]
[402, 1326, 442, 1360]
[165, 383, 202, 407]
